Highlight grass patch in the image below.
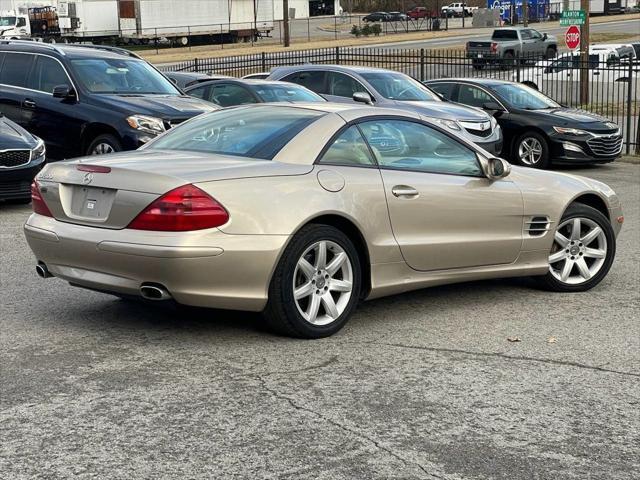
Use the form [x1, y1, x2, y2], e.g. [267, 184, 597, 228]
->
[590, 32, 640, 43]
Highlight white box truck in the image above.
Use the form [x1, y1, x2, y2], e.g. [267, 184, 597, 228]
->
[120, 0, 275, 46]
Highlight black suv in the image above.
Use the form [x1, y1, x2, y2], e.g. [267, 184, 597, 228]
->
[0, 41, 218, 160]
[0, 113, 45, 201]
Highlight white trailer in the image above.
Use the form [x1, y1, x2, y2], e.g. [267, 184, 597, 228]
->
[121, 0, 275, 45]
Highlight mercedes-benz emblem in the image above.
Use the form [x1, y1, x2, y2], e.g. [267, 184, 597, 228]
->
[83, 173, 94, 185]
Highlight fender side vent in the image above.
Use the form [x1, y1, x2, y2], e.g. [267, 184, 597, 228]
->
[526, 216, 551, 237]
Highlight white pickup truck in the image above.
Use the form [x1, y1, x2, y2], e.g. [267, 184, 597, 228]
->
[441, 3, 477, 17]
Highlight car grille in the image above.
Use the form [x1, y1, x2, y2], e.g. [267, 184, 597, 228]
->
[0, 180, 31, 199]
[368, 135, 402, 153]
[459, 121, 493, 138]
[0, 150, 31, 168]
[587, 135, 623, 157]
[525, 216, 551, 237]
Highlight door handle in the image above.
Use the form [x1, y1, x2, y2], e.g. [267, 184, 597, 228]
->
[391, 185, 419, 198]
[23, 99, 36, 108]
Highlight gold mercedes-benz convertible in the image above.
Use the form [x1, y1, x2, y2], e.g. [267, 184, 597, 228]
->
[24, 103, 623, 338]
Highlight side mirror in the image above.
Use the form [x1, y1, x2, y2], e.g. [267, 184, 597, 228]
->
[52, 85, 76, 100]
[484, 157, 511, 180]
[482, 101, 503, 113]
[542, 33, 548, 40]
[353, 91, 374, 105]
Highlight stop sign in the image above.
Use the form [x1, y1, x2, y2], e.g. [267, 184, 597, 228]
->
[565, 25, 581, 51]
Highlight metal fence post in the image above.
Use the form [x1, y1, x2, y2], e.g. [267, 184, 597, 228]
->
[334, 16, 338, 40]
[188, 26, 191, 51]
[626, 60, 633, 155]
[308, 17, 310, 42]
[516, 53, 521, 82]
[154, 28, 158, 54]
[336, 46, 340, 65]
[261, 51, 266, 72]
[420, 48, 425, 82]
[194, 57, 199, 73]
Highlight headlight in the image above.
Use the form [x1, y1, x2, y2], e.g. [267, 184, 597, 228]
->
[31, 138, 45, 159]
[127, 115, 166, 135]
[490, 116, 498, 129]
[439, 119, 461, 131]
[553, 126, 590, 136]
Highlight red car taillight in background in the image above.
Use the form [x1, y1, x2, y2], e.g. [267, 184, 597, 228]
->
[30, 181, 53, 217]
[127, 184, 229, 232]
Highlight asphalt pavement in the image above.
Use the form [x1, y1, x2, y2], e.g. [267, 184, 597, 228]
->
[1, 163, 639, 479]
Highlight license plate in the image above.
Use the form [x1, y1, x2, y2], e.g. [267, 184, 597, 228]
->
[69, 185, 116, 220]
[477, 54, 483, 58]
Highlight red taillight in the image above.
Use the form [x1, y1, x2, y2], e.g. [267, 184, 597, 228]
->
[30, 181, 53, 217]
[127, 184, 229, 232]
[76, 165, 112, 173]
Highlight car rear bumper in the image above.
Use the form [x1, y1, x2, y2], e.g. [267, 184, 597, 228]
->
[24, 214, 288, 311]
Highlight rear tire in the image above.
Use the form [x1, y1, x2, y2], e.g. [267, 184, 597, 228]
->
[545, 46, 557, 59]
[87, 134, 122, 156]
[534, 204, 615, 292]
[264, 224, 361, 339]
[502, 51, 516, 69]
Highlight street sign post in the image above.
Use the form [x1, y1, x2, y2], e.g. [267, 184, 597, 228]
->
[560, 10, 586, 26]
[565, 25, 581, 51]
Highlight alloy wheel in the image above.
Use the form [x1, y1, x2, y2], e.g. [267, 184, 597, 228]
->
[518, 137, 543, 165]
[91, 143, 115, 155]
[293, 240, 353, 326]
[548, 217, 608, 285]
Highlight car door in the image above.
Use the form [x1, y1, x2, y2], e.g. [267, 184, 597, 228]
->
[519, 29, 536, 57]
[0, 52, 35, 128]
[324, 71, 372, 104]
[358, 118, 523, 271]
[24, 54, 82, 159]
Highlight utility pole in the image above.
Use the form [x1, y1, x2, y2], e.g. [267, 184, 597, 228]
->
[283, 0, 290, 47]
[580, 0, 590, 105]
[523, 0, 528, 27]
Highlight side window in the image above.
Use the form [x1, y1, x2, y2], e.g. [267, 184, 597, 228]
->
[359, 120, 482, 177]
[17, 17, 27, 27]
[520, 30, 532, 40]
[187, 85, 209, 100]
[428, 82, 454, 100]
[282, 71, 327, 94]
[530, 30, 542, 40]
[458, 85, 493, 108]
[29, 56, 70, 93]
[0, 53, 34, 88]
[319, 126, 376, 166]
[210, 84, 257, 107]
[326, 72, 367, 98]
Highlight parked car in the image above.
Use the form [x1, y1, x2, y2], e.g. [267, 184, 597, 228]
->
[185, 79, 326, 106]
[407, 6, 430, 19]
[517, 50, 639, 91]
[363, 12, 390, 22]
[0, 113, 45, 202]
[0, 40, 218, 159]
[387, 11, 408, 21]
[425, 78, 622, 168]
[467, 27, 558, 69]
[164, 71, 232, 90]
[242, 72, 270, 80]
[268, 65, 503, 154]
[25, 103, 622, 338]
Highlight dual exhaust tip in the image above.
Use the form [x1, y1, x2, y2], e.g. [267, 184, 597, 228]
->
[36, 262, 171, 302]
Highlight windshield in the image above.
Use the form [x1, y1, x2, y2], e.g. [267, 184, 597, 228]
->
[493, 83, 560, 110]
[147, 106, 323, 160]
[0, 16, 17, 26]
[70, 58, 180, 95]
[360, 72, 439, 101]
[254, 84, 325, 103]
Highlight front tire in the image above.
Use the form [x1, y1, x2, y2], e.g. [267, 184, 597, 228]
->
[264, 224, 361, 339]
[87, 134, 123, 156]
[535, 204, 615, 292]
[514, 131, 549, 169]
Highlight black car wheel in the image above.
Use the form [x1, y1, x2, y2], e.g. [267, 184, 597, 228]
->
[514, 131, 549, 169]
[502, 51, 516, 69]
[87, 134, 123, 156]
[545, 47, 557, 59]
[264, 224, 361, 339]
[535, 204, 615, 292]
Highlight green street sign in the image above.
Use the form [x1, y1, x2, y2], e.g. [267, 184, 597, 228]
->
[560, 10, 586, 26]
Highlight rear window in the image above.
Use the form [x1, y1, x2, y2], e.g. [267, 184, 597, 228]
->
[0, 52, 34, 88]
[492, 30, 518, 40]
[147, 106, 324, 160]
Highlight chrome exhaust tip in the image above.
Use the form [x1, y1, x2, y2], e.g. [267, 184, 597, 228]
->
[140, 283, 172, 301]
[36, 262, 52, 279]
